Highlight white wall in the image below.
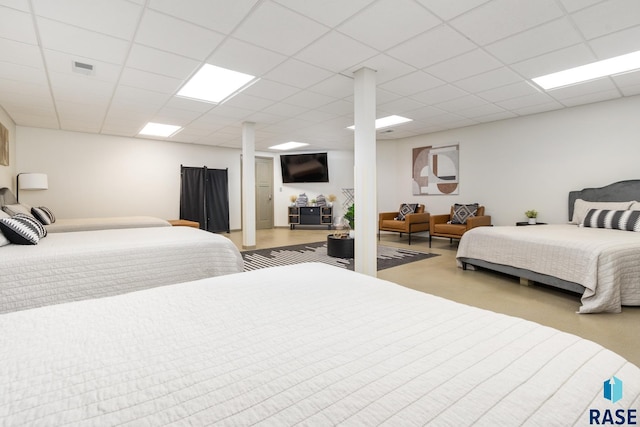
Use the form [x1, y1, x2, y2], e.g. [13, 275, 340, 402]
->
[15, 127, 356, 229]
[0, 108, 16, 189]
[273, 150, 355, 227]
[377, 95, 640, 225]
[16, 127, 244, 229]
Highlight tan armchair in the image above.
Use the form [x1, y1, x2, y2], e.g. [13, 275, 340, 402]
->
[378, 204, 430, 245]
[429, 205, 491, 248]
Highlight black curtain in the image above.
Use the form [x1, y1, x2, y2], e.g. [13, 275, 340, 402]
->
[180, 166, 230, 233]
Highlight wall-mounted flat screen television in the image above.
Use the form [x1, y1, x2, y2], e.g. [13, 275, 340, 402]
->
[280, 152, 329, 183]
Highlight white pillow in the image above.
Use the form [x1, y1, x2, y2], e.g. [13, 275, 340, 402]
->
[2, 203, 35, 218]
[629, 201, 640, 211]
[0, 210, 9, 246]
[571, 199, 633, 224]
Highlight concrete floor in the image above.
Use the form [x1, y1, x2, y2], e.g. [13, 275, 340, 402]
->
[227, 228, 640, 366]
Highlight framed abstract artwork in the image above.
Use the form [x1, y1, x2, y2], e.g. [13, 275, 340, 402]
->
[0, 122, 8, 166]
[412, 144, 459, 195]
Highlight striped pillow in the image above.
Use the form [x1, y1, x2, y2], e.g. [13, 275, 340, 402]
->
[31, 206, 56, 225]
[0, 213, 47, 244]
[582, 209, 640, 232]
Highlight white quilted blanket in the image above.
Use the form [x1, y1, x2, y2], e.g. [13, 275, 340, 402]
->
[456, 225, 640, 313]
[1, 263, 638, 426]
[45, 216, 171, 232]
[0, 226, 243, 313]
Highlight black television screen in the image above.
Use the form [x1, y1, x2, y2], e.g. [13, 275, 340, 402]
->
[280, 153, 329, 183]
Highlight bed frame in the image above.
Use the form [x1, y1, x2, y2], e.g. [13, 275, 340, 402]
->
[460, 179, 640, 295]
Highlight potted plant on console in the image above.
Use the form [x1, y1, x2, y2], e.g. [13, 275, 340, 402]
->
[344, 204, 355, 238]
[525, 209, 538, 225]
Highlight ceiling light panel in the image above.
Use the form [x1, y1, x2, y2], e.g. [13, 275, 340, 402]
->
[177, 64, 257, 104]
[139, 122, 182, 137]
[269, 141, 309, 150]
[347, 115, 413, 130]
[532, 50, 640, 90]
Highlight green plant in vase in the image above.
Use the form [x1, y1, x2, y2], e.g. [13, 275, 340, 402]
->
[344, 204, 355, 230]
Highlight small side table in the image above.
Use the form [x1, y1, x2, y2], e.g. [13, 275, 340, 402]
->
[515, 222, 547, 226]
[327, 235, 354, 258]
[168, 219, 200, 228]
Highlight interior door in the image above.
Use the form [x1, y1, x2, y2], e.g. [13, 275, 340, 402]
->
[255, 157, 273, 229]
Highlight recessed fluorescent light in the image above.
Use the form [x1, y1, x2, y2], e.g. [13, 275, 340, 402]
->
[269, 141, 310, 151]
[139, 122, 182, 137]
[532, 50, 640, 90]
[177, 64, 257, 104]
[347, 115, 412, 130]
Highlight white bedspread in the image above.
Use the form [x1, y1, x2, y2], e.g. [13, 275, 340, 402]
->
[0, 226, 243, 314]
[45, 216, 171, 232]
[456, 225, 640, 313]
[0, 263, 638, 426]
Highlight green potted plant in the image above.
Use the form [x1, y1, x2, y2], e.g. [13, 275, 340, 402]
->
[344, 204, 355, 230]
[525, 209, 538, 225]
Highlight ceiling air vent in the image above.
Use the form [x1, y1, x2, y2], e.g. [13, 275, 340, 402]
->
[72, 61, 95, 76]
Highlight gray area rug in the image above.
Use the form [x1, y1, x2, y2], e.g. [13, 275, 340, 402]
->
[242, 241, 438, 272]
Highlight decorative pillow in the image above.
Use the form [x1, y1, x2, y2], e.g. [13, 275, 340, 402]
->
[0, 213, 47, 245]
[31, 206, 56, 225]
[582, 209, 640, 231]
[2, 203, 35, 219]
[570, 199, 632, 224]
[0, 213, 9, 247]
[396, 203, 418, 220]
[451, 203, 479, 224]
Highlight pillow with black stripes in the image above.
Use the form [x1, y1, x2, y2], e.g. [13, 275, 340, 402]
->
[31, 206, 56, 225]
[582, 209, 640, 232]
[0, 213, 47, 245]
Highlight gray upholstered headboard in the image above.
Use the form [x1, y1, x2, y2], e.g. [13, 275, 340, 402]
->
[568, 179, 640, 220]
[0, 187, 18, 207]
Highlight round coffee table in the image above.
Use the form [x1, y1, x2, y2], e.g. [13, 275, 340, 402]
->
[327, 235, 354, 258]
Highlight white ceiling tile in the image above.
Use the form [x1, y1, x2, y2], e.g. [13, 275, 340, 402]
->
[308, 74, 354, 98]
[403, 105, 448, 120]
[43, 50, 121, 82]
[434, 95, 487, 112]
[510, 44, 596, 78]
[477, 81, 539, 103]
[558, 88, 622, 107]
[454, 67, 522, 92]
[0, 79, 50, 100]
[620, 84, 640, 96]
[135, 10, 224, 60]
[386, 25, 476, 69]
[425, 49, 502, 82]
[296, 31, 378, 73]
[233, 1, 329, 56]
[558, 0, 602, 13]
[510, 102, 563, 116]
[32, 0, 142, 39]
[152, 107, 203, 125]
[378, 97, 425, 114]
[416, 0, 490, 20]
[347, 54, 416, 84]
[37, 18, 130, 64]
[126, 44, 200, 79]
[338, 0, 441, 51]
[49, 73, 115, 103]
[148, 0, 260, 34]
[294, 109, 338, 123]
[222, 93, 275, 111]
[0, 62, 48, 84]
[263, 59, 334, 89]
[0, 6, 37, 44]
[242, 79, 300, 102]
[9, 112, 59, 128]
[379, 71, 444, 96]
[450, 0, 563, 45]
[570, 0, 640, 40]
[119, 67, 183, 94]
[282, 91, 336, 109]
[472, 110, 518, 122]
[111, 85, 171, 110]
[495, 92, 558, 110]
[612, 70, 640, 88]
[485, 18, 583, 65]
[546, 78, 618, 100]
[410, 84, 469, 105]
[207, 37, 287, 77]
[163, 96, 217, 113]
[588, 26, 640, 59]
[207, 104, 254, 120]
[316, 99, 353, 116]
[261, 102, 308, 118]
[273, 0, 373, 27]
[458, 103, 508, 118]
[0, 38, 42, 68]
[0, 0, 30, 12]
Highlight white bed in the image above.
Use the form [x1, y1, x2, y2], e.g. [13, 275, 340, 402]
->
[0, 226, 243, 314]
[44, 215, 172, 232]
[457, 224, 640, 313]
[0, 263, 638, 426]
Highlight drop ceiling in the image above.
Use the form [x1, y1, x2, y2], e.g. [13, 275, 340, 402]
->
[0, 0, 639, 152]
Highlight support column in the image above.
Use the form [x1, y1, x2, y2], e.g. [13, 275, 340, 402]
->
[353, 67, 377, 277]
[242, 121, 256, 249]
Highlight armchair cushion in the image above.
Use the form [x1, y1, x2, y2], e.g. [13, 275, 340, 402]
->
[451, 203, 479, 224]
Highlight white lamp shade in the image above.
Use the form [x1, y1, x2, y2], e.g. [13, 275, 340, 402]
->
[18, 173, 48, 190]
